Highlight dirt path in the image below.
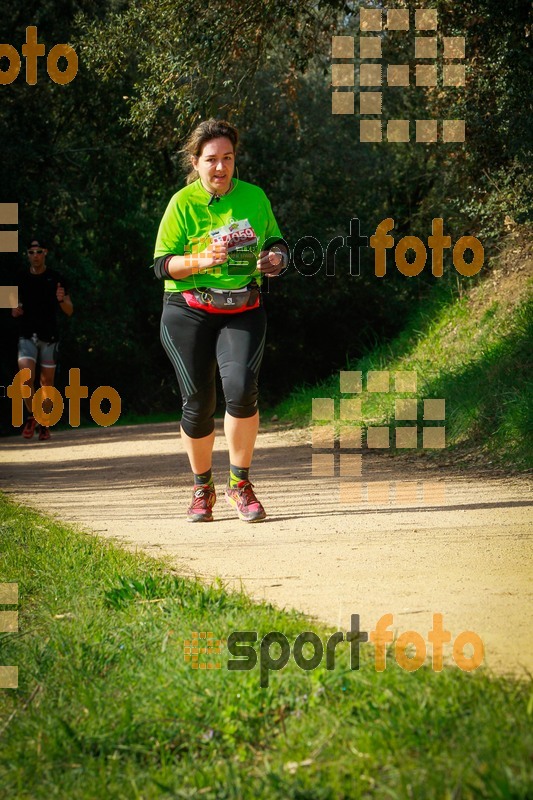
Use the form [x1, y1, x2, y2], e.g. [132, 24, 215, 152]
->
[1, 421, 531, 676]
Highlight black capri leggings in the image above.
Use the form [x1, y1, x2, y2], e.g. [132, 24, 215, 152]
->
[160, 293, 267, 439]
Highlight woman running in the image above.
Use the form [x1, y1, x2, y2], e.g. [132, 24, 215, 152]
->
[153, 119, 286, 523]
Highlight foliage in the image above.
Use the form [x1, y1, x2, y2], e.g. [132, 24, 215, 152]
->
[274, 230, 533, 469]
[0, 0, 530, 420]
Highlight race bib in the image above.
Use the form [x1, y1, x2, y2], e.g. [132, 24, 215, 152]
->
[209, 219, 258, 253]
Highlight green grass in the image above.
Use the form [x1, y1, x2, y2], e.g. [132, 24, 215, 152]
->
[1, 495, 532, 799]
[273, 269, 532, 470]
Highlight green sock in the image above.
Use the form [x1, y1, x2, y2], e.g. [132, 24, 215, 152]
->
[194, 468, 214, 487]
[229, 465, 249, 487]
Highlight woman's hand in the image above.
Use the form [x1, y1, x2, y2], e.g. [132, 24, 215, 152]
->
[167, 240, 228, 280]
[256, 246, 287, 278]
[193, 240, 228, 270]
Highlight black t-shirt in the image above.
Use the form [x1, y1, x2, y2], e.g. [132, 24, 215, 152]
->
[17, 268, 69, 342]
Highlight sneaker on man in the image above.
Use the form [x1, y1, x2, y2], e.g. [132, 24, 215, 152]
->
[225, 480, 266, 522]
[22, 416, 37, 439]
[187, 484, 216, 522]
[38, 426, 51, 441]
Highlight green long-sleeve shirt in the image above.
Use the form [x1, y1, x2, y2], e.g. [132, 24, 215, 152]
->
[153, 178, 283, 292]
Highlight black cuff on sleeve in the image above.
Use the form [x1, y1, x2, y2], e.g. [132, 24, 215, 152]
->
[153, 255, 173, 279]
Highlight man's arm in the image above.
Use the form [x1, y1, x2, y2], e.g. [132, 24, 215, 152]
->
[56, 283, 73, 316]
[12, 276, 23, 316]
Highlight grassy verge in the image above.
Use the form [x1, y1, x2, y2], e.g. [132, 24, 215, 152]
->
[0, 496, 532, 799]
[273, 238, 532, 470]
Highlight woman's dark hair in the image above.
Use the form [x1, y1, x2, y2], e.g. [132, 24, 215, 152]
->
[181, 118, 239, 184]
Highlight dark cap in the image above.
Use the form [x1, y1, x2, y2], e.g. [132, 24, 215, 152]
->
[28, 237, 47, 250]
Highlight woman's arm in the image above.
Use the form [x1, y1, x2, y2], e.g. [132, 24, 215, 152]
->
[256, 242, 288, 278]
[165, 240, 229, 280]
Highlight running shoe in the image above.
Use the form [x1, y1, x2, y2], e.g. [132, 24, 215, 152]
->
[187, 484, 216, 522]
[38, 425, 51, 441]
[225, 480, 267, 522]
[22, 416, 37, 439]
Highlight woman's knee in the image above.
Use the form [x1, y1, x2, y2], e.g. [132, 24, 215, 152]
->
[223, 368, 258, 418]
[180, 385, 217, 438]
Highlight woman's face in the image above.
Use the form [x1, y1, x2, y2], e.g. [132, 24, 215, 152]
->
[193, 136, 235, 196]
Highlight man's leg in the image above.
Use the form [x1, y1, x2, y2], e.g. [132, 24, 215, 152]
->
[17, 338, 38, 415]
[39, 365, 57, 409]
[39, 363, 56, 386]
[18, 356, 39, 439]
[17, 337, 38, 438]
[36, 342, 58, 440]
[18, 357, 36, 415]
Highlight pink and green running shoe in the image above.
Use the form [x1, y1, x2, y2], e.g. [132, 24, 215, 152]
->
[187, 484, 216, 522]
[225, 480, 266, 523]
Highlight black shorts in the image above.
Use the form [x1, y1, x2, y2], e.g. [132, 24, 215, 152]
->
[160, 292, 267, 438]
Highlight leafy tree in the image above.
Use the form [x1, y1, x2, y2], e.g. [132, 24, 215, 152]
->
[1, 0, 529, 424]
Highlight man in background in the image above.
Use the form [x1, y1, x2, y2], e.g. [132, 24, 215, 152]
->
[12, 238, 73, 441]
